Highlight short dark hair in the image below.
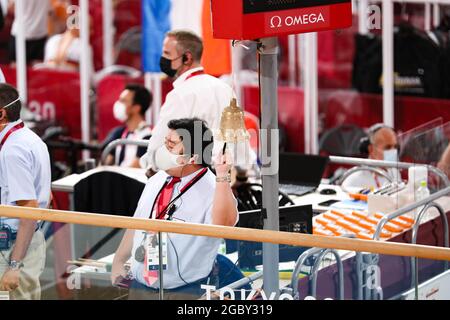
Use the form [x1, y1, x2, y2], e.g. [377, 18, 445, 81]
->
[166, 30, 203, 62]
[0, 83, 21, 121]
[125, 84, 152, 117]
[167, 118, 213, 167]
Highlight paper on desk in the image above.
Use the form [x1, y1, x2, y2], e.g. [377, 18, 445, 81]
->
[330, 200, 368, 211]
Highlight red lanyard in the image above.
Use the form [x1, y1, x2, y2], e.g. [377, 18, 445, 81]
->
[152, 167, 208, 220]
[185, 70, 204, 81]
[121, 128, 130, 139]
[0, 122, 24, 151]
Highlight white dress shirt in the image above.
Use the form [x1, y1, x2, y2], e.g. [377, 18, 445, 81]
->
[140, 67, 235, 170]
[342, 168, 401, 190]
[0, 120, 51, 231]
[11, 0, 49, 40]
[130, 167, 238, 289]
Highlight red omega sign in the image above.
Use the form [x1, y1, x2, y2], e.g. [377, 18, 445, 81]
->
[211, 0, 353, 40]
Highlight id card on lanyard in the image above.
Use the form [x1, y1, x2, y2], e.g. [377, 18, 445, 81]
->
[145, 232, 168, 271]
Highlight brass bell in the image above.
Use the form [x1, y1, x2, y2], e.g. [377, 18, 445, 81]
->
[217, 98, 250, 143]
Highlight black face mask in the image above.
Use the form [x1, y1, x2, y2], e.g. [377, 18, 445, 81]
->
[160, 56, 178, 78]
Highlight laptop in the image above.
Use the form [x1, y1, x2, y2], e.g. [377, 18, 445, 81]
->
[279, 153, 329, 196]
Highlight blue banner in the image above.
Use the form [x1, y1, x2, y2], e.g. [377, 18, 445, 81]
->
[142, 0, 171, 72]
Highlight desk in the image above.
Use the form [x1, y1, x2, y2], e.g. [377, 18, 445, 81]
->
[290, 184, 353, 213]
[52, 166, 148, 193]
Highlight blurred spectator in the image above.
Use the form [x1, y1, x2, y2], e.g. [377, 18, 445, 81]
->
[43, 28, 86, 71]
[437, 144, 450, 179]
[8, 0, 51, 65]
[102, 84, 152, 168]
[342, 124, 401, 189]
[48, 0, 69, 36]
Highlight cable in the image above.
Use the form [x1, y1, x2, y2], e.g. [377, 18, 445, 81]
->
[167, 233, 192, 287]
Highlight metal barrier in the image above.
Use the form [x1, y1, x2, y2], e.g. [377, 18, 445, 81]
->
[101, 139, 149, 164]
[291, 247, 345, 299]
[339, 166, 394, 192]
[410, 203, 449, 299]
[330, 156, 450, 188]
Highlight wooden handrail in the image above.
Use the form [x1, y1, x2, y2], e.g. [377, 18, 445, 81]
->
[2, 205, 450, 261]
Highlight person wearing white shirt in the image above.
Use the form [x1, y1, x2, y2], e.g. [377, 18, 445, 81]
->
[0, 83, 51, 300]
[8, 0, 50, 64]
[112, 118, 238, 300]
[342, 123, 401, 190]
[140, 30, 237, 175]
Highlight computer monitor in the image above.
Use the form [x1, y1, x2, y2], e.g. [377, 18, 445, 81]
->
[226, 204, 313, 269]
[279, 153, 329, 187]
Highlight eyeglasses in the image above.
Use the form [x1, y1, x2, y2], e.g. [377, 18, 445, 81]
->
[165, 137, 183, 149]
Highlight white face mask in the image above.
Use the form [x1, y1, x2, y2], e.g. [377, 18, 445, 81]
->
[113, 101, 128, 123]
[383, 148, 398, 162]
[155, 144, 186, 171]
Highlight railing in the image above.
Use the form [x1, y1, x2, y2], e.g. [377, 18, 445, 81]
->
[1, 204, 450, 263]
[330, 156, 450, 188]
[101, 139, 149, 164]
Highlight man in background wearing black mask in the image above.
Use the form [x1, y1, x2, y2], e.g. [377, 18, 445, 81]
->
[140, 30, 235, 176]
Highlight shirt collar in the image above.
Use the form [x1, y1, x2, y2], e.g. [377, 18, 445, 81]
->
[173, 67, 204, 88]
[0, 119, 23, 142]
[162, 167, 207, 183]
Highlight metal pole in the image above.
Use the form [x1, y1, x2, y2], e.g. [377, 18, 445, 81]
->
[359, 0, 369, 34]
[102, 0, 114, 68]
[302, 33, 311, 154]
[259, 37, 280, 299]
[288, 35, 296, 87]
[15, 0, 27, 104]
[433, 3, 440, 28]
[425, 2, 432, 31]
[382, 0, 394, 127]
[310, 33, 319, 154]
[158, 232, 164, 300]
[231, 41, 243, 103]
[80, 0, 91, 160]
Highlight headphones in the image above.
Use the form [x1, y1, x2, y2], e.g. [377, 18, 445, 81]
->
[359, 123, 395, 155]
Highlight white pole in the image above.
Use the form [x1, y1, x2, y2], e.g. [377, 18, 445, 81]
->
[359, 0, 369, 34]
[433, 3, 440, 28]
[288, 35, 296, 87]
[231, 42, 243, 103]
[145, 73, 162, 127]
[144, 72, 153, 126]
[302, 33, 310, 154]
[297, 34, 303, 88]
[425, 2, 432, 31]
[310, 33, 319, 155]
[382, 0, 394, 127]
[15, 0, 27, 103]
[80, 0, 91, 160]
[102, 0, 114, 68]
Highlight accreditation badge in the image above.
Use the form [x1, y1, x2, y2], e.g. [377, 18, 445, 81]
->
[145, 232, 168, 271]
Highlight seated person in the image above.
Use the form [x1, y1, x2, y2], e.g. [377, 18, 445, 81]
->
[342, 123, 401, 190]
[42, 27, 95, 72]
[437, 143, 450, 179]
[102, 84, 152, 168]
[111, 118, 238, 300]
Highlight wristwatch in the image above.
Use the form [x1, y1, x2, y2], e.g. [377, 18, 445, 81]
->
[9, 260, 24, 270]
